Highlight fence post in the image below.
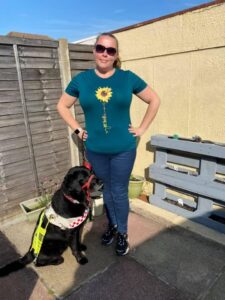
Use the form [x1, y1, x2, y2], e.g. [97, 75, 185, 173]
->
[58, 38, 79, 167]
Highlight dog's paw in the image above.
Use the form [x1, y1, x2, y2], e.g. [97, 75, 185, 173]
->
[79, 244, 87, 251]
[77, 256, 88, 265]
[36, 256, 64, 267]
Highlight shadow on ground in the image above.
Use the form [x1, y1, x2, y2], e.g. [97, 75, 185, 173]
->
[1, 207, 225, 300]
[60, 212, 225, 300]
[0, 231, 54, 300]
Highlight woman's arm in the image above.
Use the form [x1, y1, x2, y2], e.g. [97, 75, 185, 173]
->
[128, 86, 160, 137]
[57, 93, 88, 140]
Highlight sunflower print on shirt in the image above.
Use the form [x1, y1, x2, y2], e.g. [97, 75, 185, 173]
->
[95, 87, 112, 134]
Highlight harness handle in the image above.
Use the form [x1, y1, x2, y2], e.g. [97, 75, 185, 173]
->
[80, 131, 92, 171]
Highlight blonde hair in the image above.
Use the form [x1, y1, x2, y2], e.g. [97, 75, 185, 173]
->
[95, 33, 121, 69]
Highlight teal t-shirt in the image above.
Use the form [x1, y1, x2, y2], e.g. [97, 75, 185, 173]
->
[65, 68, 147, 154]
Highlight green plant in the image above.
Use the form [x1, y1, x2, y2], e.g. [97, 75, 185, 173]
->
[37, 193, 52, 208]
[130, 174, 142, 181]
[129, 174, 145, 198]
[37, 178, 60, 208]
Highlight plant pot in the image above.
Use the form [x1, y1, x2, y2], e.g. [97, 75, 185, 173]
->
[92, 197, 104, 217]
[138, 194, 149, 203]
[128, 175, 145, 199]
[20, 197, 46, 222]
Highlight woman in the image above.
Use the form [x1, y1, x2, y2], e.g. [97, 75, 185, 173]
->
[57, 33, 160, 256]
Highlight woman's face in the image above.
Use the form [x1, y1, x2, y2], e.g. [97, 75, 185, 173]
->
[93, 35, 118, 71]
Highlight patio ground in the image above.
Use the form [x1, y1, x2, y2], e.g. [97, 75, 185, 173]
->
[1, 199, 225, 300]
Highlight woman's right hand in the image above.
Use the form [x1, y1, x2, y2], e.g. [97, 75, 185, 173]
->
[78, 130, 88, 141]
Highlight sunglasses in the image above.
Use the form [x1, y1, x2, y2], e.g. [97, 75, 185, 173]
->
[95, 44, 117, 56]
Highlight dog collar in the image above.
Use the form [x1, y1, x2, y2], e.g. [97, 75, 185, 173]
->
[63, 174, 95, 206]
[45, 205, 89, 230]
[63, 193, 80, 204]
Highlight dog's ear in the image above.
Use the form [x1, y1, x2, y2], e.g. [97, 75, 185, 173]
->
[62, 173, 86, 195]
[66, 166, 79, 176]
[62, 174, 80, 194]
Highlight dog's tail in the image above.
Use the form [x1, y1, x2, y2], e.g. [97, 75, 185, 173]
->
[0, 251, 34, 277]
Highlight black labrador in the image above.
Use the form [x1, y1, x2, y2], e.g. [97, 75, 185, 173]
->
[0, 166, 97, 277]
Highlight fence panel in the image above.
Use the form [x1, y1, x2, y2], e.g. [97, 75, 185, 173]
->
[0, 36, 96, 220]
[0, 36, 71, 219]
[68, 43, 95, 161]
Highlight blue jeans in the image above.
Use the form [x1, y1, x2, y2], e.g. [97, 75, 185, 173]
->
[86, 149, 136, 234]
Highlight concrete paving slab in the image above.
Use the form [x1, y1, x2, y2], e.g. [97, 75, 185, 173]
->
[130, 225, 225, 299]
[203, 267, 225, 300]
[0, 232, 54, 300]
[66, 257, 188, 300]
[2, 200, 225, 300]
[0, 213, 167, 297]
[1, 212, 168, 298]
[127, 212, 166, 249]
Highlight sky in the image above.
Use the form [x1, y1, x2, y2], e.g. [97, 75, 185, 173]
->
[0, 0, 213, 42]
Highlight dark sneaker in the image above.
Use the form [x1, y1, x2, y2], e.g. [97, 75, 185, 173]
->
[116, 233, 129, 256]
[101, 224, 118, 246]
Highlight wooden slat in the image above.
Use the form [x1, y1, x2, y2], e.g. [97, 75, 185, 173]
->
[28, 111, 61, 123]
[37, 172, 67, 190]
[18, 46, 58, 58]
[167, 153, 200, 168]
[74, 105, 84, 115]
[25, 88, 62, 101]
[1, 170, 34, 189]
[26, 104, 53, 113]
[0, 36, 58, 47]
[0, 124, 26, 140]
[38, 165, 69, 179]
[23, 79, 62, 90]
[36, 157, 69, 170]
[35, 150, 69, 165]
[69, 51, 94, 60]
[0, 80, 19, 91]
[0, 69, 18, 80]
[33, 139, 69, 157]
[0, 56, 16, 68]
[0, 102, 22, 116]
[34, 149, 69, 163]
[0, 147, 30, 165]
[0, 136, 28, 152]
[70, 60, 95, 70]
[30, 119, 66, 134]
[0, 90, 21, 102]
[1, 183, 36, 203]
[76, 114, 85, 124]
[37, 160, 70, 175]
[217, 163, 225, 175]
[68, 43, 93, 52]
[0, 45, 14, 56]
[1, 159, 32, 178]
[0, 114, 24, 127]
[21, 69, 60, 80]
[26, 101, 58, 113]
[31, 129, 68, 145]
[19, 57, 59, 69]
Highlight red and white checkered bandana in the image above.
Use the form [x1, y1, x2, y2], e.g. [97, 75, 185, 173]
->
[45, 205, 89, 230]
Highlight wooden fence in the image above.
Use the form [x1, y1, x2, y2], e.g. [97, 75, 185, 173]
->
[0, 35, 94, 220]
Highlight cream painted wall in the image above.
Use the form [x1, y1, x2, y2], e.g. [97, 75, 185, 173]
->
[114, 3, 225, 181]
